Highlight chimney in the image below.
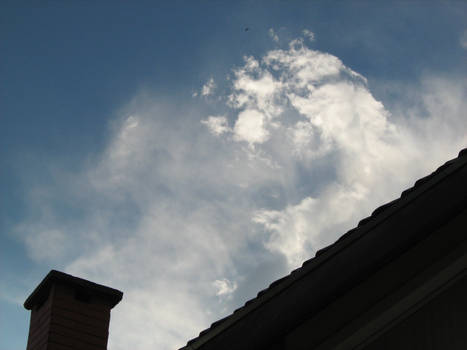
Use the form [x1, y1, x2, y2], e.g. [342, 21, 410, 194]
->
[24, 270, 123, 350]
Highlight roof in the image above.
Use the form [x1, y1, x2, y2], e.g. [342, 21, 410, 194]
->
[181, 148, 467, 350]
[24, 269, 123, 310]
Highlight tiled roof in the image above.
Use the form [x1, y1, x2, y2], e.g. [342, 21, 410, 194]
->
[180, 147, 467, 350]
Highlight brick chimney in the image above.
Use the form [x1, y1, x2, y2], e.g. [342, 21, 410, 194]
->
[24, 270, 123, 350]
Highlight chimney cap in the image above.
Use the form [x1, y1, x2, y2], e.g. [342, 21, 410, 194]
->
[24, 270, 123, 310]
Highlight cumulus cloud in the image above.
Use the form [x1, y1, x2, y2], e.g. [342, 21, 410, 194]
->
[233, 109, 270, 146]
[15, 36, 467, 350]
[203, 37, 467, 267]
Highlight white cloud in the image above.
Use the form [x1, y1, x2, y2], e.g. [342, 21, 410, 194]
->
[253, 183, 372, 267]
[303, 29, 315, 41]
[269, 28, 279, 42]
[228, 57, 283, 117]
[233, 109, 269, 146]
[201, 115, 231, 136]
[15, 37, 467, 350]
[206, 37, 467, 268]
[264, 44, 347, 87]
[201, 78, 216, 96]
[213, 278, 237, 297]
[253, 197, 316, 267]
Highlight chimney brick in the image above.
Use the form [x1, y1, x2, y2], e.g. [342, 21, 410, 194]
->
[24, 270, 123, 350]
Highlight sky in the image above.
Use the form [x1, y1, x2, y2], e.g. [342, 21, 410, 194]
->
[1, 1, 467, 349]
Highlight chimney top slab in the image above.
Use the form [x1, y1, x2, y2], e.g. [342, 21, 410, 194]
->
[24, 270, 123, 310]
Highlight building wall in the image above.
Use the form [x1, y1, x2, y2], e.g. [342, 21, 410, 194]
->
[361, 274, 467, 350]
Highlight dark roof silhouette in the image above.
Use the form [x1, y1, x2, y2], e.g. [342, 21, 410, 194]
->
[180, 148, 467, 350]
[23, 270, 123, 350]
[24, 269, 123, 310]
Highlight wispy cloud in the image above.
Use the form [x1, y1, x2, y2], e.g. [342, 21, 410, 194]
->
[460, 29, 467, 49]
[202, 78, 217, 97]
[302, 29, 315, 41]
[201, 115, 231, 136]
[213, 278, 237, 297]
[192, 78, 216, 98]
[269, 28, 279, 43]
[13, 36, 467, 350]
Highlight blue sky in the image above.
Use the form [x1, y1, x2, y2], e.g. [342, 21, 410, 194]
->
[1, 1, 466, 349]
